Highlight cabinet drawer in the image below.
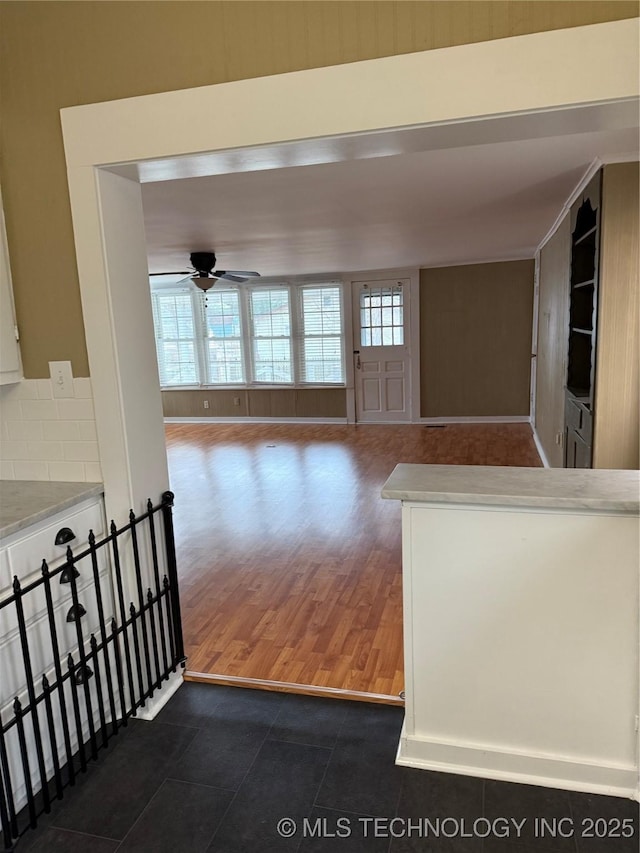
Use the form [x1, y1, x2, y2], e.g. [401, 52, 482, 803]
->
[0, 551, 111, 641]
[0, 566, 114, 706]
[6, 500, 105, 584]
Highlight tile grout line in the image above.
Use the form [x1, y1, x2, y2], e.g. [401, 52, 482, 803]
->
[108, 777, 172, 853]
[204, 699, 285, 849]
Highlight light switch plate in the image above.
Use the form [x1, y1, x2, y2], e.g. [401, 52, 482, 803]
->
[49, 360, 74, 398]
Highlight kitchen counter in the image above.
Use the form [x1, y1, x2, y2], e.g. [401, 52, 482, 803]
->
[384, 462, 640, 798]
[0, 480, 104, 539]
[382, 464, 640, 513]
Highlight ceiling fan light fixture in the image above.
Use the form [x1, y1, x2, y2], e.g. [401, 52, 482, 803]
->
[191, 274, 216, 292]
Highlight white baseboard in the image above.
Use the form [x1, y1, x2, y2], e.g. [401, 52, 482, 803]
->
[531, 426, 552, 468]
[164, 416, 348, 424]
[165, 415, 535, 427]
[419, 416, 531, 425]
[396, 725, 639, 801]
[136, 668, 184, 720]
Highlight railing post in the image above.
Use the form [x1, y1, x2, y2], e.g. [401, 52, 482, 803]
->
[160, 491, 186, 666]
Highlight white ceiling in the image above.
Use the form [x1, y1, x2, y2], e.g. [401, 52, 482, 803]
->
[141, 108, 639, 278]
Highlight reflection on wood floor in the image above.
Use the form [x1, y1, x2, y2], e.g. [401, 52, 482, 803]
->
[166, 423, 541, 699]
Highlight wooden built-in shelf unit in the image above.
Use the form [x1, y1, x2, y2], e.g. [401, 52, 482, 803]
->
[565, 172, 600, 468]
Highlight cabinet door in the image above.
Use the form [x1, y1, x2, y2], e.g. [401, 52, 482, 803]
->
[574, 433, 592, 469]
[0, 188, 22, 384]
[565, 429, 577, 468]
[565, 428, 592, 469]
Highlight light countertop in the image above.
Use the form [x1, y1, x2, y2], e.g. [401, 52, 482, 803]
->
[381, 465, 640, 513]
[0, 481, 104, 540]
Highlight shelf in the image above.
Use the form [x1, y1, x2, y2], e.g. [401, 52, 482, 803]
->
[573, 225, 597, 246]
[567, 387, 591, 403]
[572, 278, 595, 290]
[571, 327, 592, 335]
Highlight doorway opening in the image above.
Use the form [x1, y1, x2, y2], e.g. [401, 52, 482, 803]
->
[60, 23, 633, 702]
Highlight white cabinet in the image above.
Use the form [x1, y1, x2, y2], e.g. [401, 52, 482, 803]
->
[0, 186, 22, 385]
[0, 494, 112, 812]
[0, 495, 110, 707]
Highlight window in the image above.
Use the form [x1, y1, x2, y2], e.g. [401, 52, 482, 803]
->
[151, 292, 198, 385]
[150, 280, 345, 388]
[299, 286, 343, 383]
[249, 288, 292, 383]
[360, 283, 404, 346]
[201, 289, 244, 383]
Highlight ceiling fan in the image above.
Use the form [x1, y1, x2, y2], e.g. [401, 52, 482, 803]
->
[150, 252, 260, 292]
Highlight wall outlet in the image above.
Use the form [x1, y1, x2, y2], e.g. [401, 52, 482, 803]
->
[49, 360, 74, 398]
[233, 396, 241, 406]
[203, 400, 209, 409]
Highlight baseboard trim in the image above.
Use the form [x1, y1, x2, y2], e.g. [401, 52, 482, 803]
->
[184, 671, 404, 706]
[165, 416, 533, 427]
[164, 417, 348, 424]
[418, 416, 530, 425]
[136, 668, 185, 720]
[396, 725, 639, 800]
[531, 427, 552, 468]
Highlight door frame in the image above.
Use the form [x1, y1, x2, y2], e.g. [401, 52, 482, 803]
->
[530, 256, 540, 425]
[345, 268, 420, 423]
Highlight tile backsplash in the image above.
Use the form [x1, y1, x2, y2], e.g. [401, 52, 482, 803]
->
[0, 379, 102, 482]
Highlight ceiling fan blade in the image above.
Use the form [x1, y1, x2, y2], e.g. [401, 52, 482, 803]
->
[214, 272, 251, 283]
[149, 271, 196, 288]
[213, 271, 261, 283]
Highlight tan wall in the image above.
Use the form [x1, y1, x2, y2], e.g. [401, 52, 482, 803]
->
[0, 2, 637, 377]
[162, 388, 346, 419]
[593, 163, 639, 470]
[420, 261, 535, 417]
[535, 214, 571, 467]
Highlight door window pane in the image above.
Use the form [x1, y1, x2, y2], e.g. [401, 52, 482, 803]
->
[360, 285, 403, 346]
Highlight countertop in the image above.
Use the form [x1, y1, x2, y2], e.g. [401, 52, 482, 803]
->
[0, 481, 104, 540]
[381, 465, 640, 513]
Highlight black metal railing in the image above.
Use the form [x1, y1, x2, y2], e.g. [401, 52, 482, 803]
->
[0, 491, 185, 851]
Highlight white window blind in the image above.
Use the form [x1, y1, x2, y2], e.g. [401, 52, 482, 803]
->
[150, 279, 345, 388]
[200, 289, 244, 384]
[249, 287, 292, 383]
[151, 291, 198, 385]
[298, 285, 343, 383]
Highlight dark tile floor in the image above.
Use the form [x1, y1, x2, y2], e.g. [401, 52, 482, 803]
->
[10, 683, 639, 852]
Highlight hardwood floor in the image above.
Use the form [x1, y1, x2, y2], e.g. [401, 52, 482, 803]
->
[166, 423, 541, 699]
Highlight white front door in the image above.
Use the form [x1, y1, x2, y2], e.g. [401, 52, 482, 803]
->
[352, 278, 411, 422]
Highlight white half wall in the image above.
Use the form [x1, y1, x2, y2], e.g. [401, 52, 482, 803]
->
[399, 501, 639, 799]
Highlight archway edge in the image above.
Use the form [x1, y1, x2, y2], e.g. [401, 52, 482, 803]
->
[62, 19, 639, 170]
[61, 19, 639, 522]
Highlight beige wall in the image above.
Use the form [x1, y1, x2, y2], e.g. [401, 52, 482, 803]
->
[420, 261, 535, 418]
[0, 2, 636, 377]
[162, 388, 346, 419]
[535, 215, 571, 467]
[593, 163, 639, 470]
